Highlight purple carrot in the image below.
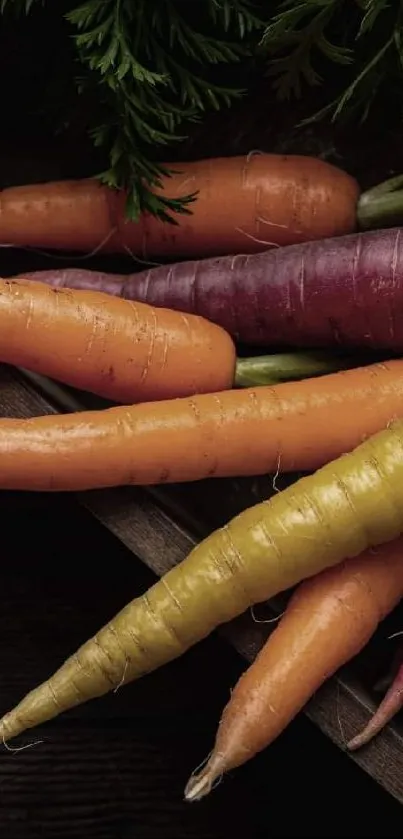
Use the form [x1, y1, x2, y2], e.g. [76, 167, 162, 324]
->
[348, 652, 403, 750]
[17, 227, 403, 351]
[18, 268, 126, 297]
[373, 644, 403, 694]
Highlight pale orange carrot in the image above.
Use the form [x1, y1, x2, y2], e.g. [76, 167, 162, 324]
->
[185, 539, 403, 801]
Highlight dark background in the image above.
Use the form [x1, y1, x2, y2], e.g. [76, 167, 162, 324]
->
[0, 4, 403, 837]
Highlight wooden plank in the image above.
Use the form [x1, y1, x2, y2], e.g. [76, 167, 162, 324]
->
[2, 364, 403, 804]
[0, 489, 261, 839]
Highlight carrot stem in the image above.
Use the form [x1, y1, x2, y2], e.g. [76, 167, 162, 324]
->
[357, 174, 403, 229]
[233, 351, 369, 388]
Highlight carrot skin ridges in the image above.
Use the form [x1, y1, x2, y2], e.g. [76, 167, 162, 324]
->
[0, 360, 403, 491]
[20, 227, 403, 354]
[3, 421, 403, 744]
[130, 227, 403, 350]
[0, 155, 359, 258]
[0, 277, 236, 403]
[185, 540, 403, 801]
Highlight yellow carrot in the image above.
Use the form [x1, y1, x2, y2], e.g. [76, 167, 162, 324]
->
[2, 420, 403, 744]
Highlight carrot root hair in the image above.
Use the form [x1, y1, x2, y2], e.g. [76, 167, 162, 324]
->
[347, 661, 403, 750]
[184, 752, 224, 803]
[1, 729, 43, 754]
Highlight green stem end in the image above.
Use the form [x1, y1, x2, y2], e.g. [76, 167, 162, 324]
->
[357, 174, 403, 230]
[234, 351, 370, 389]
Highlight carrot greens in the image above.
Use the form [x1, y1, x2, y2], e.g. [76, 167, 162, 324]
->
[1, 0, 264, 221]
[260, 1, 403, 127]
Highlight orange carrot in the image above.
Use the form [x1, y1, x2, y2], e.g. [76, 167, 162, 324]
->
[0, 154, 360, 258]
[0, 277, 236, 403]
[0, 359, 403, 491]
[184, 539, 403, 801]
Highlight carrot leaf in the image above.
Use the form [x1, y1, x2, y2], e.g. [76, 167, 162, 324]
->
[259, 0, 403, 128]
[260, 1, 352, 100]
[1, 0, 265, 222]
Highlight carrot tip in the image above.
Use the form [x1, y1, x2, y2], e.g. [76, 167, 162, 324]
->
[346, 733, 369, 752]
[184, 757, 223, 803]
[184, 770, 215, 803]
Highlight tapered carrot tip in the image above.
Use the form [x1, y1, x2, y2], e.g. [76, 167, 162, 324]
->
[347, 663, 403, 751]
[184, 754, 224, 802]
[0, 709, 29, 743]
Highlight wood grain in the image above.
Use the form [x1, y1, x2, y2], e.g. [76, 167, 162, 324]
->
[0, 487, 260, 839]
[1, 493, 400, 839]
[1, 363, 403, 806]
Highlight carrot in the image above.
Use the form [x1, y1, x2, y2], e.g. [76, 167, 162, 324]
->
[184, 540, 403, 801]
[3, 419, 403, 744]
[0, 360, 403, 491]
[0, 275, 361, 402]
[347, 653, 403, 751]
[0, 276, 239, 403]
[0, 155, 361, 259]
[23, 226, 403, 356]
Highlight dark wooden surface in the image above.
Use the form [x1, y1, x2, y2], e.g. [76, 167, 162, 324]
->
[2, 363, 403, 816]
[0, 489, 402, 839]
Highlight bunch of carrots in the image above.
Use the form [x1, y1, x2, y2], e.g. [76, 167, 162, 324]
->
[2, 152, 403, 799]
